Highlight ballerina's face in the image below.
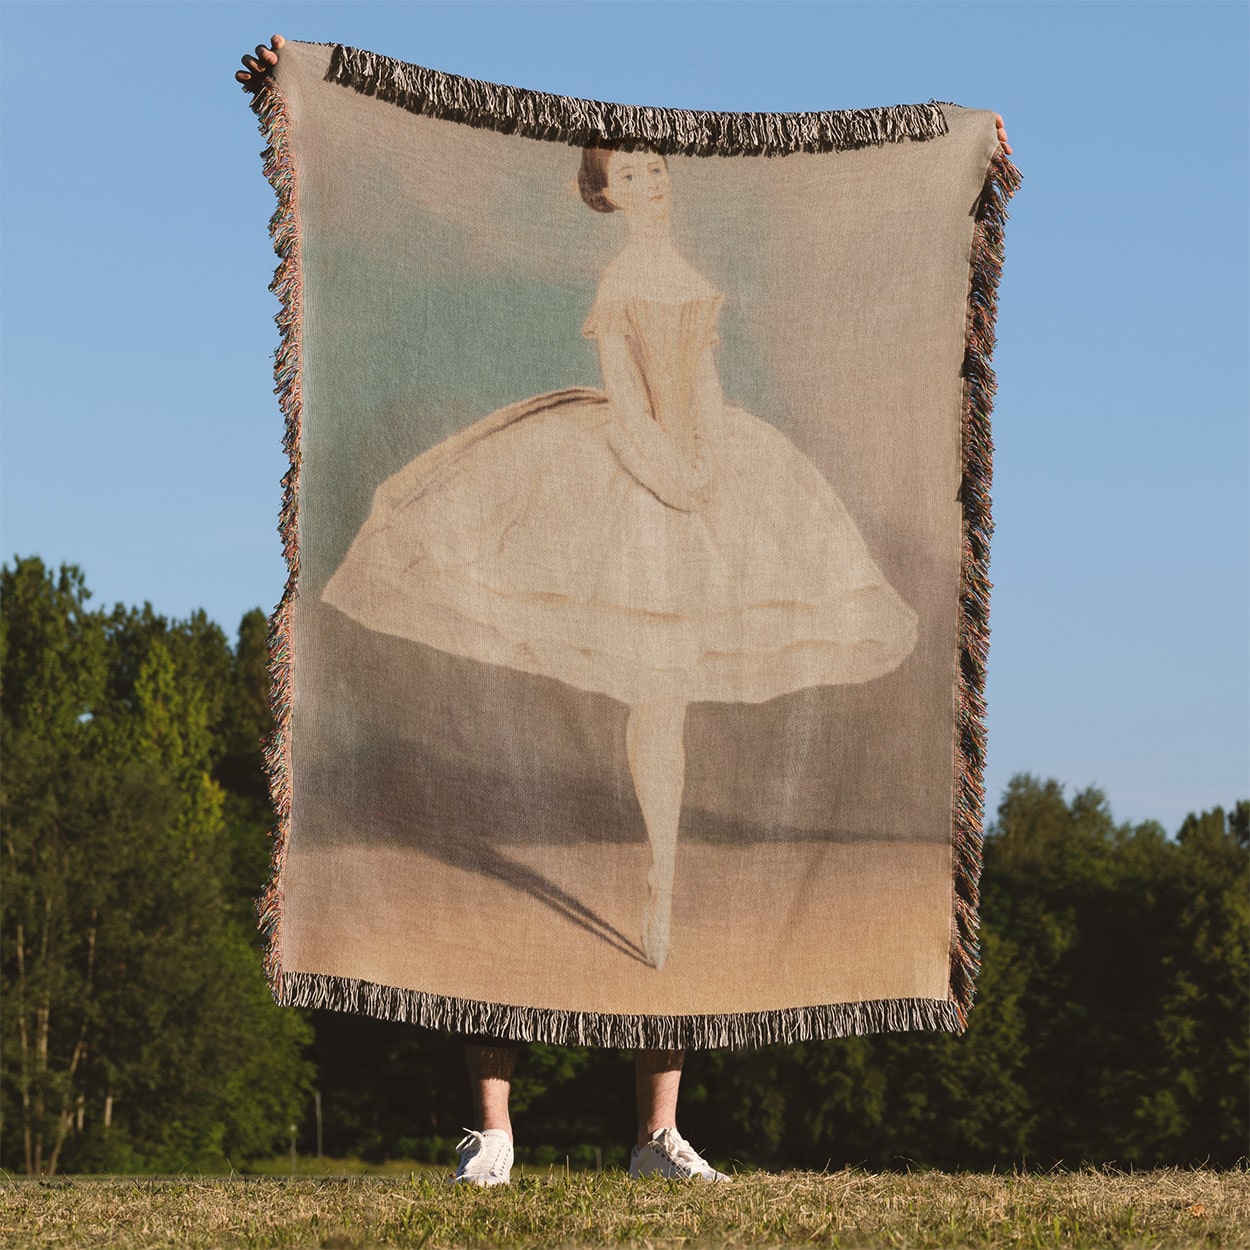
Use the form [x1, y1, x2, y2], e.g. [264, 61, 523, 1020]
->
[604, 151, 672, 220]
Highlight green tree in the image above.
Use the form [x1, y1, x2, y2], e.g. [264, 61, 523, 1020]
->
[0, 558, 313, 1173]
[979, 776, 1248, 1167]
[1139, 802, 1249, 1162]
[0, 559, 108, 1173]
[215, 608, 277, 929]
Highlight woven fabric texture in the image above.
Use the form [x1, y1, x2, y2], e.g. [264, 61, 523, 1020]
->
[249, 40, 1021, 1048]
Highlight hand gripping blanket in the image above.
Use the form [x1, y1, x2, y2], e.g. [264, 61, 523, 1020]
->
[248, 40, 1021, 1049]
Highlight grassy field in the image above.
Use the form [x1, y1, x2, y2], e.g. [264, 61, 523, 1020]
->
[1, 1164, 1247, 1249]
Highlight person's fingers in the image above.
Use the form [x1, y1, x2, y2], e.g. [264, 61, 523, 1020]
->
[237, 36, 285, 89]
[258, 35, 285, 64]
[994, 112, 1013, 156]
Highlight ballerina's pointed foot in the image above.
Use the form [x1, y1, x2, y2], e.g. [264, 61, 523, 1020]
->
[641, 894, 672, 970]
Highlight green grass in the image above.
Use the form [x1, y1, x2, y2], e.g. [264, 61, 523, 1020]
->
[1, 1165, 1246, 1248]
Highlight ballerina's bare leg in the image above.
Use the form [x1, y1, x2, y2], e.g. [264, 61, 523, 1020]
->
[625, 699, 689, 970]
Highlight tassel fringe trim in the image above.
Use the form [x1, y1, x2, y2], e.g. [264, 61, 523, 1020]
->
[250, 75, 303, 998]
[247, 49, 1020, 1045]
[280, 970, 962, 1050]
[949, 149, 1023, 1029]
[324, 42, 951, 156]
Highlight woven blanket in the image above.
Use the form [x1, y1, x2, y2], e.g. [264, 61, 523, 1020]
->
[248, 41, 1021, 1049]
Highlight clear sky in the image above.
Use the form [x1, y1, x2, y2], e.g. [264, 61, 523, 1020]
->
[2, 1, 1246, 836]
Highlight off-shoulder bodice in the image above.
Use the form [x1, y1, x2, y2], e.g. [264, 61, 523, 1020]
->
[583, 292, 724, 459]
[582, 292, 722, 349]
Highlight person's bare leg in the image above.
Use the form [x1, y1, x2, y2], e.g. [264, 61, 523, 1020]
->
[635, 1048, 685, 1146]
[626, 700, 689, 969]
[464, 1044, 517, 1138]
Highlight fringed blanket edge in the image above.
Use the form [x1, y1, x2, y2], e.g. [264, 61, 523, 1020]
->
[949, 148, 1023, 1031]
[323, 42, 950, 155]
[251, 75, 302, 1004]
[279, 970, 963, 1050]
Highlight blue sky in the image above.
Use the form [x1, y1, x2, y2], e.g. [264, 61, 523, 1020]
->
[2, 1, 1246, 836]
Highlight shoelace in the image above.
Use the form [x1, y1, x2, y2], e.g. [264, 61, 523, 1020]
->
[455, 1127, 510, 1177]
[658, 1129, 713, 1176]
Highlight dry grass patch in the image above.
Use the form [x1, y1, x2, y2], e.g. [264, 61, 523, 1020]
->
[0, 1165, 1246, 1248]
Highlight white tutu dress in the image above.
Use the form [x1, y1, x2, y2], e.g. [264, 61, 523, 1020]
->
[321, 253, 918, 706]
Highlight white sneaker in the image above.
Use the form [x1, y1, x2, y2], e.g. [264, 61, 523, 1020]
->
[452, 1127, 513, 1186]
[629, 1126, 731, 1181]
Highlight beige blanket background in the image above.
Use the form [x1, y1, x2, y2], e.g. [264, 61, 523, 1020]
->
[252, 41, 1018, 1046]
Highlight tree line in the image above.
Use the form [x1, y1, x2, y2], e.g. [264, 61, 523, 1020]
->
[2, 557, 1245, 1174]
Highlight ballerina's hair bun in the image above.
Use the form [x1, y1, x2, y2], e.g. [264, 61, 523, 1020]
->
[577, 146, 618, 214]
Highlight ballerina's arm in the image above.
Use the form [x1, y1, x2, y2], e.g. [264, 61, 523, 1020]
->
[594, 333, 711, 512]
[690, 338, 726, 477]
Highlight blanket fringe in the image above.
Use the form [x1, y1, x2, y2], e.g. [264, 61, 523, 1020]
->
[249, 76, 304, 1003]
[950, 148, 1023, 1029]
[324, 43, 949, 156]
[280, 970, 962, 1050]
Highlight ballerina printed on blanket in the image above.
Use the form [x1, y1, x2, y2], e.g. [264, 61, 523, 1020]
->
[321, 145, 919, 970]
